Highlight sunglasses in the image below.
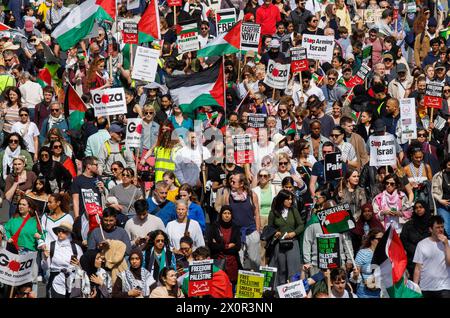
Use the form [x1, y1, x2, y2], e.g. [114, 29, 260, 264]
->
[384, 58, 393, 62]
[279, 161, 289, 166]
[385, 181, 396, 186]
[51, 108, 60, 112]
[328, 77, 336, 80]
[259, 174, 269, 178]
[122, 173, 132, 177]
[144, 111, 154, 115]
[155, 239, 165, 243]
[330, 133, 342, 138]
[41, 153, 49, 157]
[53, 145, 62, 149]
[445, 90, 450, 93]
[417, 133, 427, 137]
[278, 109, 287, 112]
[9, 139, 19, 144]
[381, 6, 390, 8]
[19, 113, 28, 117]
[112, 168, 120, 172]
[201, 27, 208, 30]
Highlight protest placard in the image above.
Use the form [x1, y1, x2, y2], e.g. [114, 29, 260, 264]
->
[316, 203, 355, 234]
[0, 248, 37, 287]
[264, 60, 290, 89]
[317, 233, 341, 269]
[247, 113, 267, 128]
[126, 118, 142, 148]
[356, 9, 383, 24]
[122, 21, 138, 44]
[241, 23, 261, 52]
[188, 260, 213, 297]
[233, 134, 254, 164]
[348, 63, 371, 86]
[177, 20, 199, 54]
[369, 134, 397, 166]
[204, 0, 221, 12]
[167, 0, 182, 6]
[301, 34, 334, 62]
[236, 270, 264, 298]
[277, 280, 307, 298]
[127, 0, 140, 10]
[424, 82, 444, 109]
[399, 98, 417, 142]
[91, 87, 127, 117]
[290, 47, 308, 73]
[324, 152, 343, 182]
[260, 266, 278, 291]
[131, 46, 159, 82]
[216, 9, 236, 36]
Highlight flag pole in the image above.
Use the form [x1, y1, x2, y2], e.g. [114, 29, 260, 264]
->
[174, 6, 177, 26]
[429, 107, 434, 142]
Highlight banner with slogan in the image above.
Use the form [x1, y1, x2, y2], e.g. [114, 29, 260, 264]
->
[424, 82, 444, 109]
[127, 0, 140, 10]
[126, 118, 142, 148]
[216, 9, 236, 37]
[290, 47, 308, 73]
[324, 152, 343, 182]
[91, 87, 127, 117]
[236, 270, 264, 298]
[241, 23, 261, 53]
[316, 203, 355, 234]
[131, 46, 159, 83]
[277, 280, 307, 298]
[356, 9, 383, 24]
[177, 20, 199, 54]
[233, 134, 254, 164]
[188, 260, 214, 297]
[260, 266, 277, 291]
[123, 21, 138, 44]
[0, 248, 37, 287]
[317, 233, 341, 269]
[167, 0, 182, 6]
[264, 60, 290, 89]
[247, 113, 267, 128]
[369, 134, 397, 166]
[301, 34, 334, 62]
[399, 98, 417, 142]
[348, 63, 371, 87]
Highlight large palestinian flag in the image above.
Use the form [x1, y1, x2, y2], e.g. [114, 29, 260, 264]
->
[138, 0, 160, 43]
[197, 21, 241, 58]
[64, 84, 88, 130]
[52, 0, 115, 51]
[165, 59, 225, 114]
[372, 225, 422, 298]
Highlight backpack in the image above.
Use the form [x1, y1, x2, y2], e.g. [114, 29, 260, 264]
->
[50, 240, 79, 263]
[67, 128, 86, 161]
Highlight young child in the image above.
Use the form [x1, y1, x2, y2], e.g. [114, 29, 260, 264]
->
[336, 26, 351, 57]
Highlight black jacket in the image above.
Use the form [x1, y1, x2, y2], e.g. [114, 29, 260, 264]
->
[206, 223, 242, 267]
[400, 220, 430, 277]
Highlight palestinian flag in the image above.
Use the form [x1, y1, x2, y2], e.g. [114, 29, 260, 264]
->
[165, 59, 225, 115]
[197, 21, 242, 58]
[372, 225, 423, 298]
[37, 63, 61, 88]
[52, 0, 115, 51]
[362, 45, 372, 60]
[312, 73, 324, 84]
[284, 121, 296, 135]
[182, 265, 233, 298]
[316, 204, 355, 234]
[64, 84, 88, 130]
[439, 27, 449, 40]
[216, 8, 237, 36]
[138, 0, 160, 43]
[0, 22, 10, 31]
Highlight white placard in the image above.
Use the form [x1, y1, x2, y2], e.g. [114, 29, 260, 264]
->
[126, 118, 143, 148]
[131, 46, 159, 83]
[92, 87, 127, 117]
[369, 134, 397, 167]
[399, 98, 417, 143]
[241, 23, 261, 52]
[0, 248, 37, 287]
[263, 60, 290, 89]
[301, 34, 335, 63]
[127, 0, 140, 10]
[277, 280, 307, 298]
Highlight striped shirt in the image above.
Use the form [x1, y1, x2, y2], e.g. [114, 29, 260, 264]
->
[355, 248, 374, 281]
[336, 141, 357, 163]
[3, 106, 20, 134]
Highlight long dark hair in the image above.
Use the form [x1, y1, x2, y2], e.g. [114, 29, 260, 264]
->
[361, 228, 384, 249]
[2, 132, 28, 149]
[271, 189, 294, 217]
[146, 229, 170, 250]
[32, 176, 52, 195]
[159, 267, 180, 298]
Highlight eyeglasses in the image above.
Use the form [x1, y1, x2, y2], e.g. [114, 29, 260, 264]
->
[444, 90, 450, 93]
[385, 181, 396, 186]
[53, 145, 62, 149]
[144, 111, 154, 115]
[51, 108, 60, 112]
[279, 161, 288, 166]
[201, 27, 208, 30]
[9, 139, 19, 144]
[19, 113, 28, 117]
[381, 6, 390, 8]
[330, 133, 342, 138]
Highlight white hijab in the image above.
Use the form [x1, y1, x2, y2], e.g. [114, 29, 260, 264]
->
[3, 145, 21, 179]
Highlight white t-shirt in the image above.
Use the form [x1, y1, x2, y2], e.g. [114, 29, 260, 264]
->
[413, 237, 450, 291]
[330, 289, 358, 298]
[11, 121, 40, 153]
[41, 213, 74, 246]
[166, 219, 205, 251]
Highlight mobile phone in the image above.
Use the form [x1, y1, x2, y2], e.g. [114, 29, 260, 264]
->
[71, 255, 77, 262]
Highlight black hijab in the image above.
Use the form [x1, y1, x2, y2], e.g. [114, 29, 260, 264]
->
[80, 250, 99, 278]
[412, 200, 431, 234]
[129, 248, 144, 279]
[218, 205, 233, 229]
[36, 146, 54, 176]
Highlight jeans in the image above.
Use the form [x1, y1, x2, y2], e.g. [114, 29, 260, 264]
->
[356, 284, 381, 298]
[437, 206, 450, 238]
[422, 290, 450, 298]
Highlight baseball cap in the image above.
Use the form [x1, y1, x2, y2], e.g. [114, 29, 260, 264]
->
[109, 124, 124, 134]
[373, 119, 386, 133]
[434, 62, 446, 70]
[396, 63, 407, 73]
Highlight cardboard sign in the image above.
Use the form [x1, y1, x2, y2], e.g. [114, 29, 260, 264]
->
[317, 234, 341, 269]
[425, 82, 444, 109]
[356, 9, 383, 24]
[264, 60, 290, 89]
[131, 46, 159, 82]
[91, 87, 127, 117]
[399, 98, 417, 142]
[324, 152, 343, 182]
[301, 34, 335, 62]
[216, 9, 236, 36]
[236, 270, 264, 298]
[127, 0, 140, 10]
[247, 113, 267, 128]
[177, 20, 199, 54]
[123, 22, 138, 44]
[316, 203, 355, 234]
[126, 118, 142, 148]
[188, 260, 213, 297]
[260, 266, 277, 291]
[277, 280, 307, 298]
[369, 134, 397, 167]
[290, 47, 308, 73]
[241, 23, 261, 52]
[233, 134, 254, 164]
[167, 0, 182, 6]
[0, 248, 37, 286]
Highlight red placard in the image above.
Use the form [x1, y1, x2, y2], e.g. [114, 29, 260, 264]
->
[346, 75, 364, 88]
[393, 8, 399, 20]
[188, 260, 213, 297]
[122, 32, 138, 44]
[424, 95, 443, 109]
[168, 0, 182, 6]
[291, 59, 309, 73]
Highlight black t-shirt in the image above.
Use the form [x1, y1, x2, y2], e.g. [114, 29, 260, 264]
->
[71, 174, 103, 217]
[208, 164, 244, 185]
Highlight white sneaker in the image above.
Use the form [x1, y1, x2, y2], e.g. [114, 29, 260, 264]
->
[36, 275, 43, 282]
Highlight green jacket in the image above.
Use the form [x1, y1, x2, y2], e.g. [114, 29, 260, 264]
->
[4, 216, 39, 251]
[0, 149, 33, 180]
[268, 207, 305, 238]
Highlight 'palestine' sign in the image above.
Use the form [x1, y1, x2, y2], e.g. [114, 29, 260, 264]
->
[247, 113, 267, 128]
[216, 9, 236, 36]
[316, 203, 355, 234]
[188, 260, 213, 297]
[317, 233, 341, 269]
[177, 20, 199, 54]
[424, 82, 444, 109]
[324, 152, 343, 182]
[233, 134, 254, 164]
[236, 270, 264, 298]
[122, 21, 138, 44]
[290, 47, 308, 73]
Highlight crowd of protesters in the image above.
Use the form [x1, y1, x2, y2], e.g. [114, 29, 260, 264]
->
[0, 0, 449, 299]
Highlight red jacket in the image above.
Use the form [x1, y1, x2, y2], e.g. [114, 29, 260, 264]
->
[255, 4, 281, 36]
